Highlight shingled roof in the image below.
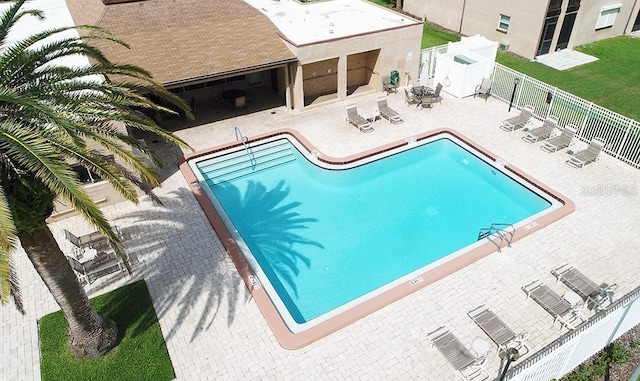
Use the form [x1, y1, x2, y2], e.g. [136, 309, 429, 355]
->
[66, 0, 297, 86]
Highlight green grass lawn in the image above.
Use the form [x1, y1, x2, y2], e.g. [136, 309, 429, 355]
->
[421, 23, 460, 49]
[496, 36, 640, 121]
[39, 280, 174, 381]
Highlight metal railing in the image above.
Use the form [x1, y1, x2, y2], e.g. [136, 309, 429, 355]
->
[234, 126, 256, 169]
[477, 223, 514, 252]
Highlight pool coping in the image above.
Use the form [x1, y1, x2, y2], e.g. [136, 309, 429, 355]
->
[178, 127, 576, 350]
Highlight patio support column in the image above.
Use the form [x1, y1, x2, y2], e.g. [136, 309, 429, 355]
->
[291, 62, 305, 111]
[337, 55, 347, 100]
[284, 63, 292, 110]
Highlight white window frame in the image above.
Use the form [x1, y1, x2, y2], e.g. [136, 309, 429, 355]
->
[498, 14, 511, 32]
[595, 4, 622, 30]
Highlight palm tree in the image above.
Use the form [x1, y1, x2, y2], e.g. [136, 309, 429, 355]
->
[0, 0, 192, 357]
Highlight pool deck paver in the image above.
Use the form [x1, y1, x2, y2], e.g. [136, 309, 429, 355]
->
[2, 89, 640, 380]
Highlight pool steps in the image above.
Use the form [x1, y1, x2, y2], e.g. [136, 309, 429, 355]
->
[198, 139, 295, 185]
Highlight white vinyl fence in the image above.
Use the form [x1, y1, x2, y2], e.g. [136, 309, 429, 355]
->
[419, 47, 640, 168]
[490, 63, 640, 169]
[504, 286, 640, 381]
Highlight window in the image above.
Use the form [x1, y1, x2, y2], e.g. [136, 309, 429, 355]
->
[498, 14, 511, 32]
[595, 5, 621, 30]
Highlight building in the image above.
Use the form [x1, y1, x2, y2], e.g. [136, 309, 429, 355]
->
[66, 0, 423, 111]
[403, 0, 640, 59]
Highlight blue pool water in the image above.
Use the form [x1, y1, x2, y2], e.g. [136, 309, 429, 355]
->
[193, 136, 553, 328]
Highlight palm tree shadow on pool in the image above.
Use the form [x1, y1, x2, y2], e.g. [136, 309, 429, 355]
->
[215, 179, 324, 297]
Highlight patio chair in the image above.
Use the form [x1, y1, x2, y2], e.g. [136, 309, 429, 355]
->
[427, 327, 490, 381]
[67, 253, 125, 286]
[551, 264, 618, 311]
[404, 88, 421, 107]
[213, 94, 229, 109]
[376, 96, 403, 124]
[345, 104, 373, 133]
[382, 69, 400, 94]
[566, 137, 605, 168]
[522, 280, 584, 330]
[540, 124, 578, 153]
[420, 83, 443, 109]
[522, 116, 558, 143]
[500, 105, 534, 131]
[467, 305, 530, 356]
[474, 78, 492, 101]
[63, 229, 111, 255]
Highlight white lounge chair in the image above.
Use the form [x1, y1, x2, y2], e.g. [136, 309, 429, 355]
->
[345, 104, 373, 133]
[428, 327, 490, 381]
[551, 263, 617, 311]
[522, 116, 558, 143]
[500, 105, 534, 131]
[522, 280, 584, 330]
[566, 137, 605, 168]
[540, 124, 578, 152]
[376, 96, 403, 124]
[468, 305, 530, 356]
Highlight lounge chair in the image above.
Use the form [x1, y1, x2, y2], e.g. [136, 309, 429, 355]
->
[63, 228, 112, 256]
[404, 88, 421, 106]
[427, 327, 490, 381]
[474, 78, 492, 101]
[540, 124, 578, 153]
[376, 96, 403, 124]
[566, 137, 605, 168]
[345, 104, 373, 133]
[500, 105, 534, 131]
[522, 280, 584, 329]
[467, 305, 530, 356]
[420, 83, 443, 109]
[551, 264, 617, 311]
[522, 116, 558, 143]
[67, 253, 125, 286]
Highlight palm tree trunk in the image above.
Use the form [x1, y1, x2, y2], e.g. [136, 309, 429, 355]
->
[20, 226, 118, 358]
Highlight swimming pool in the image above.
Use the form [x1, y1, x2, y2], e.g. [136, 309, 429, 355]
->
[181, 129, 574, 349]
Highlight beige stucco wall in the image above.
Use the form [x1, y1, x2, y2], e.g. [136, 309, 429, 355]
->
[404, 0, 548, 58]
[404, 0, 640, 59]
[569, 0, 638, 48]
[404, 0, 464, 32]
[462, 0, 548, 58]
[286, 23, 423, 110]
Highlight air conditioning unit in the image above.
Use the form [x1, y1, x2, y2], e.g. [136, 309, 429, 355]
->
[498, 43, 510, 52]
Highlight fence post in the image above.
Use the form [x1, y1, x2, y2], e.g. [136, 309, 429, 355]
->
[579, 103, 593, 141]
[515, 74, 524, 109]
[545, 87, 557, 119]
[614, 120, 633, 159]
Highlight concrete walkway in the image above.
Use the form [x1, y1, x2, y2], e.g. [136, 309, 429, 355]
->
[535, 49, 599, 70]
[3, 89, 640, 380]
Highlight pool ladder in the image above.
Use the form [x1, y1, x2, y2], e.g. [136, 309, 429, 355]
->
[477, 223, 515, 252]
[234, 126, 256, 169]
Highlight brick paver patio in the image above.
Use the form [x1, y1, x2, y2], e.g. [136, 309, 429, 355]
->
[3, 90, 639, 380]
